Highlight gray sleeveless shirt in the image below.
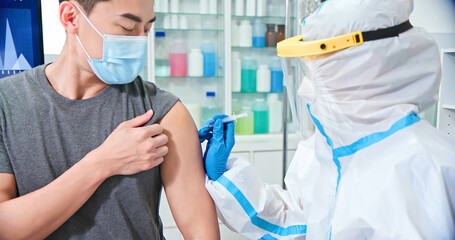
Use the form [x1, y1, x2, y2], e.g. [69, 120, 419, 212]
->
[0, 65, 179, 239]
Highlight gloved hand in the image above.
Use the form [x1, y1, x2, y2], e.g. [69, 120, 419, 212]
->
[198, 114, 227, 143]
[200, 115, 235, 180]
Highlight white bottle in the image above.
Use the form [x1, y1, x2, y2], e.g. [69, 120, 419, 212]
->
[268, 93, 283, 133]
[257, 0, 266, 16]
[209, 0, 217, 14]
[200, 0, 208, 14]
[231, 52, 241, 92]
[231, 20, 240, 47]
[163, 15, 171, 28]
[238, 20, 252, 47]
[179, 15, 188, 29]
[171, 15, 179, 29]
[161, 0, 169, 12]
[188, 48, 204, 77]
[256, 65, 271, 92]
[246, 0, 256, 16]
[170, 0, 180, 13]
[155, 0, 161, 12]
[235, 0, 244, 16]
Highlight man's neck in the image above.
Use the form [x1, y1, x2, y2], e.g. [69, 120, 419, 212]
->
[44, 41, 108, 100]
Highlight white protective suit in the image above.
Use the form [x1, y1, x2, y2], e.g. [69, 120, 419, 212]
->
[206, 0, 455, 239]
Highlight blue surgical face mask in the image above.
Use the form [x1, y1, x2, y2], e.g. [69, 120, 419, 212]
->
[74, 4, 147, 85]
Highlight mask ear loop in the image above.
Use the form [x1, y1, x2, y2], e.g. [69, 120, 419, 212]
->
[72, 3, 103, 38]
[72, 3, 104, 60]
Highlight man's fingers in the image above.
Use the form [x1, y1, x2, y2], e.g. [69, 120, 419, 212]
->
[119, 110, 154, 129]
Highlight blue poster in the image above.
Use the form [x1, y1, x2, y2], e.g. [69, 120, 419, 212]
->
[0, 1, 42, 79]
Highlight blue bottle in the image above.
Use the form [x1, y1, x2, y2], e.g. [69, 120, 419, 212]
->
[269, 57, 283, 92]
[201, 41, 216, 77]
[252, 19, 266, 48]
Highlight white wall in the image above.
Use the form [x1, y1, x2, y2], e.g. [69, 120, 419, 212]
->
[41, 1, 65, 55]
[411, 0, 455, 33]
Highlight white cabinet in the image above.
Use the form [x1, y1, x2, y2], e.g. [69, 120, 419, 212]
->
[437, 49, 455, 136]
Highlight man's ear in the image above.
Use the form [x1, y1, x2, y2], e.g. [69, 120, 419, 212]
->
[58, 1, 79, 34]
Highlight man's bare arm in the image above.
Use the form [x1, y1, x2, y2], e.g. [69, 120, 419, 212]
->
[160, 101, 220, 240]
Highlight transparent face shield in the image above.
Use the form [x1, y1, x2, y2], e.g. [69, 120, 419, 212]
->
[279, 0, 323, 140]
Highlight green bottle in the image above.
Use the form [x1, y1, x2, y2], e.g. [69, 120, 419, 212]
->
[237, 105, 254, 135]
[252, 98, 269, 134]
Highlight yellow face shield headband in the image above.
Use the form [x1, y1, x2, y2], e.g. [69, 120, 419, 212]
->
[277, 20, 413, 57]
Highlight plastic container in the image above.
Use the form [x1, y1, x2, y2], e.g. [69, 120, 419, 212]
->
[231, 98, 242, 134]
[256, 65, 271, 92]
[237, 105, 254, 135]
[232, 52, 241, 92]
[266, 24, 277, 47]
[277, 25, 285, 43]
[241, 57, 257, 92]
[235, 0, 244, 16]
[269, 57, 283, 92]
[239, 20, 252, 47]
[155, 31, 170, 77]
[188, 48, 203, 77]
[199, 0, 208, 14]
[209, 0, 217, 14]
[268, 93, 282, 133]
[179, 16, 188, 29]
[169, 40, 187, 76]
[252, 20, 266, 48]
[246, 0, 256, 16]
[257, 0, 266, 16]
[157, 0, 169, 12]
[200, 41, 216, 77]
[170, 0, 179, 13]
[252, 98, 269, 134]
[171, 15, 179, 29]
[201, 92, 222, 126]
[231, 21, 240, 47]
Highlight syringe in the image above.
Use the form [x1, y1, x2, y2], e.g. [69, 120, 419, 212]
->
[207, 112, 248, 127]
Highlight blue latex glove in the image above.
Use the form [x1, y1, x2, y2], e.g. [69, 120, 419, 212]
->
[202, 116, 235, 180]
[198, 114, 227, 143]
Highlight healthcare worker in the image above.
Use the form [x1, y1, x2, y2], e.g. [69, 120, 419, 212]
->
[199, 0, 455, 239]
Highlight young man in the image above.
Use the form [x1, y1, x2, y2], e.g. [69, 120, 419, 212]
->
[0, 0, 220, 239]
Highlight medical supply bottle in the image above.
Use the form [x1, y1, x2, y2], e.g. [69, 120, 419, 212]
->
[246, 0, 256, 16]
[266, 24, 277, 47]
[199, 0, 208, 14]
[256, 65, 271, 92]
[231, 21, 240, 47]
[252, 98, 269, 134]
[201, 41, 216, 77]
[268, 93, 282, 133]
[239, 20, 253, 47]
[201, 92, 222, 126]
[188, 48, 203, 77]
[277, 25, 285, 43]
[252, 20, 266, 48]
[269, 57, 284, 92]
[232, 52, 241, 92]
[237, 105, 254, 135]
[256, 0, 266, 16]
[235, 0, 244, 16]
[231, 98, 242, 134]
[241, 57, 257, 92]
[155, 31, 170, 77]
[169, 40, 187, 76]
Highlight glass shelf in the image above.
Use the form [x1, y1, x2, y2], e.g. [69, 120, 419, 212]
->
[155, 12, 223, 17]
[155, 28, 223, 32]
[232, 46, 277, 50]
[231, 15, 295, 20]
[232, 91, 282, 94]
[156, 76, 224, 79]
